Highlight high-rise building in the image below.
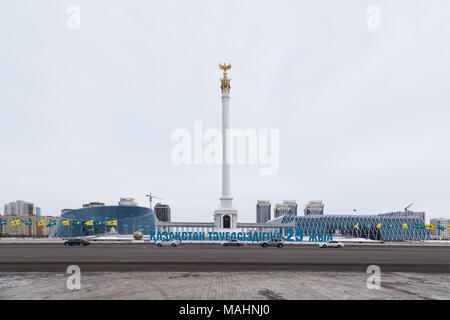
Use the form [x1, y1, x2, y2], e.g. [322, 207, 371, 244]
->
[304, 201, 324, 216]
[430, 217, 450, 240]
[4, 200, 34, 216]
[273, 201, 298, 218]
[282, 201, 298, 216]
[256, 200, 271, 223]
[274, 204, 292, 218]
[154, 203, 171, 222]
[34, 207, 41, 216]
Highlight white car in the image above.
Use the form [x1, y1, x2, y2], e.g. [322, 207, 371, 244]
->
[155, 239, 180, 247]
[260, 238, 285, 248]
[318, 241, 344, 248]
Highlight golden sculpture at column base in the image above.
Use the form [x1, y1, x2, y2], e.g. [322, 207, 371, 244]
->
[133, 230, 143, 240]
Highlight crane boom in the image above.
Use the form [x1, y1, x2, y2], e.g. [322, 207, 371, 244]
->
[404, 203, 414, 212]
[146, 193, 165, 208]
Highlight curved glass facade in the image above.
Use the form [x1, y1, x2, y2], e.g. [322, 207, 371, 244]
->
[49, 206, 157, 238]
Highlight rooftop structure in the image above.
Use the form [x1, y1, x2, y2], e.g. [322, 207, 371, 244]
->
[82, 202, 105, 208]
[118, 198, 138, 206]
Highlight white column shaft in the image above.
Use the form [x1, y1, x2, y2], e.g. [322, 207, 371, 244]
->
[222, 92, 231, 199]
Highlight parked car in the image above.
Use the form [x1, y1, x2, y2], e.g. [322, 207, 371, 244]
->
[156, 239, 180, 247]
[64, 238, 90, 246]
[318, 240, 344, 248]
[260, 238, 285, 248]
[222, 239, 246, 247]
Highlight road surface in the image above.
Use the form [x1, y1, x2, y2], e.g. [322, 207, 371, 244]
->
[0, 243, 448, 273]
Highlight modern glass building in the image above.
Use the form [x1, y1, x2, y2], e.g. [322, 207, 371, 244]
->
[268, 213, 431, 241]
[49, 205, 157, 238]
[256, 200, 271, 223]
[282, 201, 298, 216]
[304, 201, 324, 216]
[154, 203, 171, 222]
[273, 201, 297, 218]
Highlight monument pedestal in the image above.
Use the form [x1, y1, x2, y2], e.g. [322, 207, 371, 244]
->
[214, 209, 238, 230]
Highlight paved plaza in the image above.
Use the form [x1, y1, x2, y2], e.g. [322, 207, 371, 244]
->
[1, 271, 449, 300]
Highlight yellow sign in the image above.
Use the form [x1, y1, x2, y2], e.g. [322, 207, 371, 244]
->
[354, 223, 359, 230]
[426, 224, 436, 230]
[85, 220, 93, 226]
[107, 220, 117, 226]
[376, 223, 382, 229]
[402, 223, 408, 229]
[62, 220, 70, 226]
[37, 220, 45, 226]
[10, 220, 20, 226]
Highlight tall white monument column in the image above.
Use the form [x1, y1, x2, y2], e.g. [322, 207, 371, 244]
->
[220, 90, 232, 209]
[214, 63, 238, 230]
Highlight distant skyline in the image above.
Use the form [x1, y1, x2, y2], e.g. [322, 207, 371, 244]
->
[1, 1, 449, 222]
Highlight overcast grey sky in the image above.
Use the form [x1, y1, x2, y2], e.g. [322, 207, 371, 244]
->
[1, 0, 449, 222]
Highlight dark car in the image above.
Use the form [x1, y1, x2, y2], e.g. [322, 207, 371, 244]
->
[64, 238, 90, 246]
[222, 239, 246, 247]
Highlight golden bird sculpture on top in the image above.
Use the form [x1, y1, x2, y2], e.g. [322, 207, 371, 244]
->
[219, 63, 231, 93]
[219, 63, 232, 75]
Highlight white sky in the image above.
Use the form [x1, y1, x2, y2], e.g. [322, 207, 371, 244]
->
[0, 1, 449, 223]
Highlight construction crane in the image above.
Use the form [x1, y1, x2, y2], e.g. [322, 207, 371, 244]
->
[146, 193, 165, 209]
[404, 203, 414, 213]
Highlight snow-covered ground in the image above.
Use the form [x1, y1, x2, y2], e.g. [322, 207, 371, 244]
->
[1, 271, 450, 300]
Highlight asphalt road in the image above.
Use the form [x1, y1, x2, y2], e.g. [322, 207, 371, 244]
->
[0, 243, 449, 273]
